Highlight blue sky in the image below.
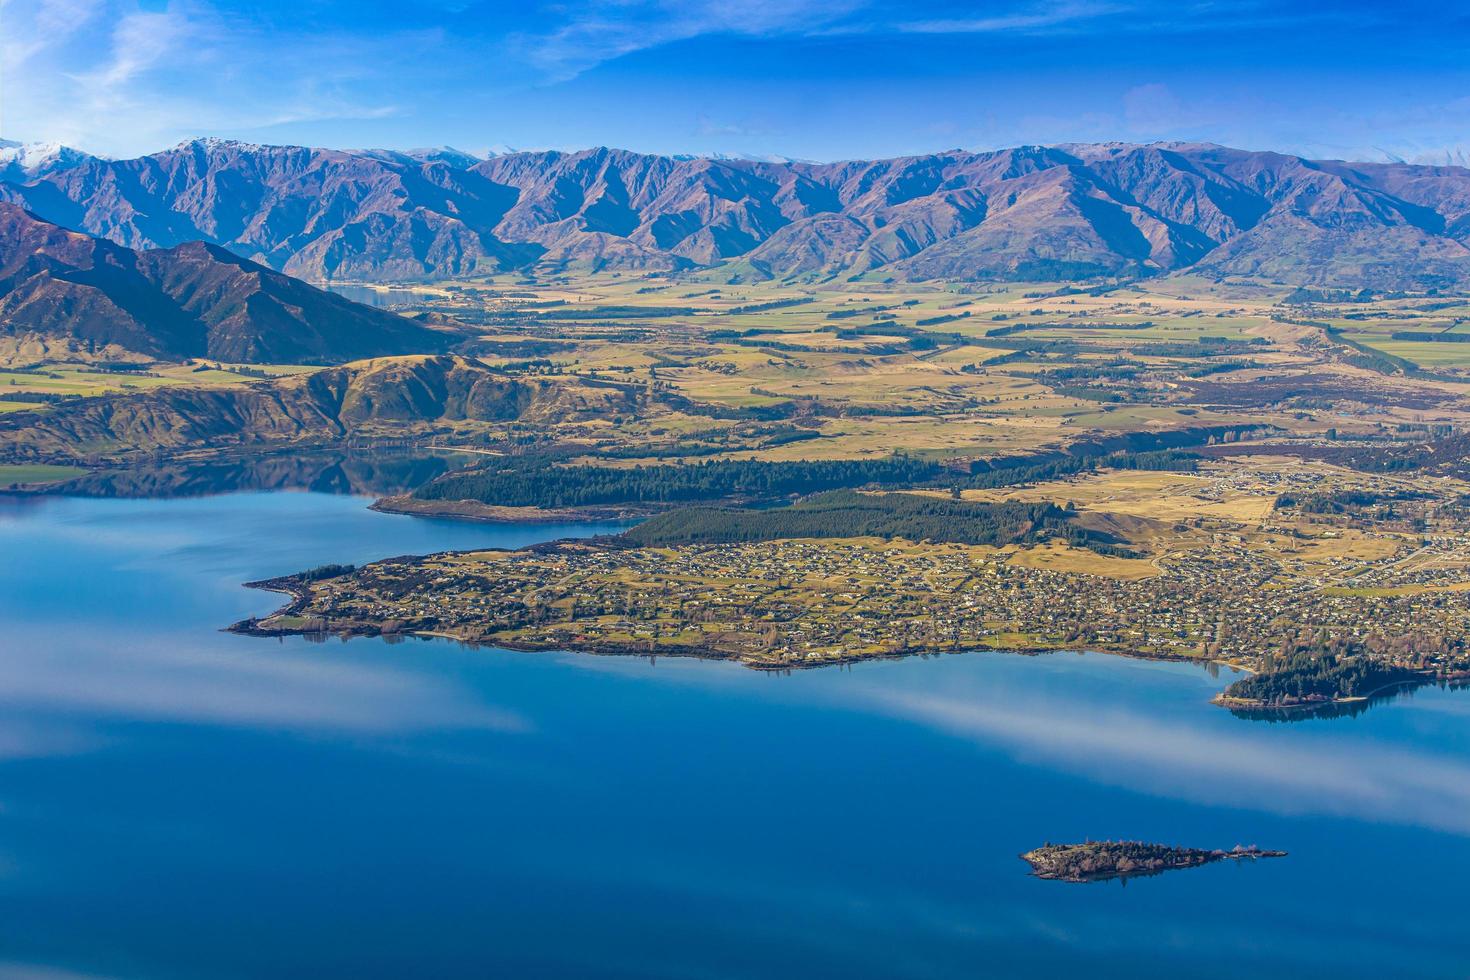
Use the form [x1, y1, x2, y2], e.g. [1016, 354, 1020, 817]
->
[2, 0, 1469, 163]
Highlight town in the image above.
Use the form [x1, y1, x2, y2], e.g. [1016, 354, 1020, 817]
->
[238, 457, 1470, 706]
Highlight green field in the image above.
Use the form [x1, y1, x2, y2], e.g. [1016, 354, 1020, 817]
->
[0, 362, 319, 398]
[1343, 332, 1470, 368]
[0, 464, 85, 487]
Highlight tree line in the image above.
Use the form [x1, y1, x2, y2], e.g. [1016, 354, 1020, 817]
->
[411, 445, 1214, 510]
[618, 490, 1094, 548]
[1223, 638, 1423, 705]
[413, 455, 950, 508]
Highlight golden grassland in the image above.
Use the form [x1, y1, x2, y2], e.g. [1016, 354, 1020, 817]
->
[962, 468, 1279, 522]
[0, 361, 319, 399]
[917, 458, 1450, 590]
[1002, 540, 1160, 579]
[14, 270, 1470, 406]
[9, 275, 1470, 500]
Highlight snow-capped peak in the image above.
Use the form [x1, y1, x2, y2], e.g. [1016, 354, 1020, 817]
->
[0, 139, 96, 180]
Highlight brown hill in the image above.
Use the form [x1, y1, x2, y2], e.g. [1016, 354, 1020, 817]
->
[0, 203, 456, 364]
[6, 139, 1470, 288]
[0, 354, 637, 461]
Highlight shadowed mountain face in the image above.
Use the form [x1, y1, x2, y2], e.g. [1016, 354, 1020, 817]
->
[7, 139, 1470, 288]
[0, 203, 455, 364]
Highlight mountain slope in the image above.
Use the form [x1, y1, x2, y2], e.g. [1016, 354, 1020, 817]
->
[0, 203, 456, 364]
[0, 355, 637, 460]
[8, 140, 1470, 287]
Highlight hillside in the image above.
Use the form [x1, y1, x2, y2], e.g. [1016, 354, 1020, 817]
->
[0, 203, 457, 364]
[0, 354, 638, 461]
[6, 140, 1470, 288]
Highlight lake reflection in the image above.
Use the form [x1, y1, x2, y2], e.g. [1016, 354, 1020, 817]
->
[321, 283, 432, 308]
[35, 449, 480, 500]
[1, 491, 1467, 979]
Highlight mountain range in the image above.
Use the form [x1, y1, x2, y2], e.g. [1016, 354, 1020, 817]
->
[4, 138, 1470, 288]
[0, 203, 452, 364]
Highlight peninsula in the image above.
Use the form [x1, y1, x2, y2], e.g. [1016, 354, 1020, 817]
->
[230, 472, 1470, 712]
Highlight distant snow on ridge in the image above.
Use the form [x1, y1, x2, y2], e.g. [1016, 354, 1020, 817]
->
[354, 146, 487, 167]
[698, 151, 820, 165]
[1301, 141, 1470, 170]
[9, 134, 1463, 171]
[0, 139, 97, 179]
[1407, 146, 1470, 169]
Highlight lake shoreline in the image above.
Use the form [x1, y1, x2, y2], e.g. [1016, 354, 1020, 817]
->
[228, 540, 1469, 717]
[229, 574, 1247, 685]
[1211, 673, 1463, 715]
[369, 493, 659, 524]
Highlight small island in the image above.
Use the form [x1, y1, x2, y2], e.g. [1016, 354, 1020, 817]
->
[1021, 841, 1286, 883]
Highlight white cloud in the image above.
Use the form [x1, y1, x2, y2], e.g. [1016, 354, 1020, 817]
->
[894, 1, 1127, 34]
[508, 0, 866, 82]
[0, 0, 420, 156]
[86, 8, 192, 89]
[0, 0, 103, 69]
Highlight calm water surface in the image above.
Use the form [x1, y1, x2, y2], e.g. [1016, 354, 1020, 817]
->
[2, 490, 1469, 979]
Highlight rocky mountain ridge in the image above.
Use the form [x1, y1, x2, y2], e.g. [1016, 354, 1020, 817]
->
[0, 203, 453, 364]
[4, 139, 1470, 288]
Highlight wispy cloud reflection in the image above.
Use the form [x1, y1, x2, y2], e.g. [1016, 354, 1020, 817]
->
[0, 718, 104, 761]
[0, 965, 121, 980]
[0, 627, 529, 737]
[513, 649, 1470, 834]
[854, 684, 1470, 835]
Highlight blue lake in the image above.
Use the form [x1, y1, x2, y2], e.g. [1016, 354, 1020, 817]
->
[2, 490, 1468, 978]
